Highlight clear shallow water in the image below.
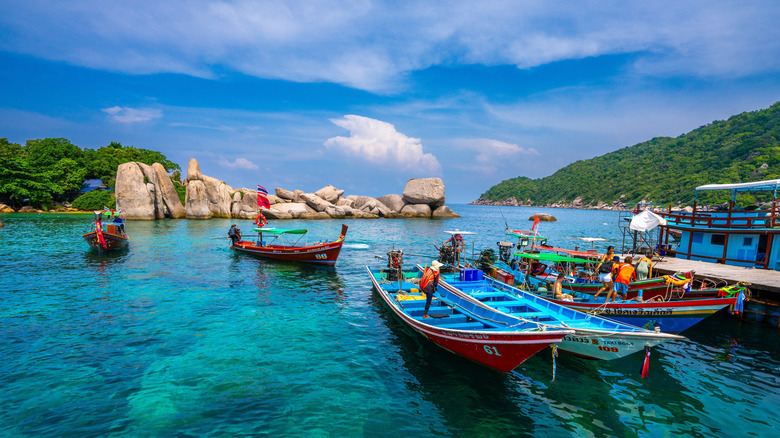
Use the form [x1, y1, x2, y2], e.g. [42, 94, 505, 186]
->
[1, 205, 778, 437]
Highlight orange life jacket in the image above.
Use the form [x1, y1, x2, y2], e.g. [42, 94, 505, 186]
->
[420, 268, 439, 290]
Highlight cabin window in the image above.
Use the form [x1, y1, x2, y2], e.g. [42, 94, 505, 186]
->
[692, 233, 703, 244]
[743, 237, 753, 246]
[711, 234, 725, 245]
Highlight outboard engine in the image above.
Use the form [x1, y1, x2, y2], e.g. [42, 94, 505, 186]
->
[438, 245, 456, 267]
[497, 241, 514, 262]
[477, 249, 497, 273]
[386, 249, 404, 282]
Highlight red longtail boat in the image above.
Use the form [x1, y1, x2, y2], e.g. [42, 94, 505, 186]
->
[83, 211, 129, 252]
[230, 224, 348, 265]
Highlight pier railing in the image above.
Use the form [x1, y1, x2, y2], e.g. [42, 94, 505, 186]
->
[656, 209, 780, 230]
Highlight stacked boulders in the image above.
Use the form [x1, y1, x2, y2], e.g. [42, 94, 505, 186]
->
[115, 158, 459, 220]
[261, 178, 459, 219]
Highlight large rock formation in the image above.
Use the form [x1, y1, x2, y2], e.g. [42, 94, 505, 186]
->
[185, 159, 233, 219]
[115, 161, 186, 220]
[403, 178, 445, 208]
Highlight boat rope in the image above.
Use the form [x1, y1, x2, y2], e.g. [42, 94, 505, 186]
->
[551, 344, 558, 382]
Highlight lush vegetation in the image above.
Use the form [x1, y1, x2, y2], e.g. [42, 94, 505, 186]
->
[0, 138, 180, 209]
[480, 101, 780, 206]
[71, 190, 116, 211]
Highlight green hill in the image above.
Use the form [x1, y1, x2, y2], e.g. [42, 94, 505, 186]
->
[477, 101, 780, 207]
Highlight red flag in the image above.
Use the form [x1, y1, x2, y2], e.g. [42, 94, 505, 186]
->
[257, 185, 270, 209]
[532, 215, 540, 232]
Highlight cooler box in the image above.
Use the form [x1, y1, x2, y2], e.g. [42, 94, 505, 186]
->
[459, 268, 483, 282]
[493, 269, 515, 286]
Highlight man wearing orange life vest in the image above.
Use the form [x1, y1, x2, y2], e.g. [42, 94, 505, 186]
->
[608, 256, 636, 303]
[421, 260, 443, 318]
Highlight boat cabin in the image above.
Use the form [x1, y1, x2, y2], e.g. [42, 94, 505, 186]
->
[657, 179, 780, 270]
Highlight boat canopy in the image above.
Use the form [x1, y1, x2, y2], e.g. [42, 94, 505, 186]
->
[252, 227, 308, 235]
[629, 209, 667, 232]
[506, 230, 546, 239]
[515, 252, 593, 264]
[443, 230, 477, 235]
[695, 178, 780, 200]
[538, 245, 602, 259]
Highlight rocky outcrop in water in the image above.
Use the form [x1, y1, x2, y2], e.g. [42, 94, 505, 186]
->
[116, 162, 186, 220]
[114, 159, 459, 220]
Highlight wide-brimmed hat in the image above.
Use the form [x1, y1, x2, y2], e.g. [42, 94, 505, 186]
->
[430, 260, 443, 271]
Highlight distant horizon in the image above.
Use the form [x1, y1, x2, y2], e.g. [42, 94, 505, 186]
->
[3, 1, 780, 203]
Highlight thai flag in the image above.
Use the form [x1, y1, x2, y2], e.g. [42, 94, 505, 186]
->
[257, 185, 270, 209]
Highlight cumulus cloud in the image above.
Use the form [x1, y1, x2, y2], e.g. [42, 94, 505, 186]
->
[217, 156, 259, 170]
[2, 2, 779, 92]
[102, 106, 162, 123]
[325, 115, 440, 172]
[460, 138, 539, 163]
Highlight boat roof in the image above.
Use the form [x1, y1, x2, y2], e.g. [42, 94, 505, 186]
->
[443, 230, 477, 235]
[515, 252, 594, 264]
[252, 227, 308, 235]
[506, 230, 546, 239]
[696, 179, 780, 193]
[538, 245, 602, 259]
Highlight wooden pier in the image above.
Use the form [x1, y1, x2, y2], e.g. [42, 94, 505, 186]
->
[650, 256, 780, 297]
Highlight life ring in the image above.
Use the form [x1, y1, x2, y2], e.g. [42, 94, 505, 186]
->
[255, 213, 266, 227]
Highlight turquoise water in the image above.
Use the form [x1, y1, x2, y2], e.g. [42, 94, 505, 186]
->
[1, 205, 778, 437]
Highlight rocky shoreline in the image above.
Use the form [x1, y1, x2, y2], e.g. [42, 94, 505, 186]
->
[114, 158, 460, 220]
[471, 196, 702, 212]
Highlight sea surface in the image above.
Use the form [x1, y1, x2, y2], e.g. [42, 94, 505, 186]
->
[1, 205, 778, 437]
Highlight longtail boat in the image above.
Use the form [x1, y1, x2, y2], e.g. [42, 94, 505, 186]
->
[434, 265, 684, 360]
[231, 224, 347, 265]
[367, 262, 572, 372]
[83, 211, 128, 252]
[537, 294, 739, 334]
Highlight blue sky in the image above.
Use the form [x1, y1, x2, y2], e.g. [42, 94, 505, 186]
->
[2, 1, 780, 203]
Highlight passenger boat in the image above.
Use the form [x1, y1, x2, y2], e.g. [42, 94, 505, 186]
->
[231, 224, 348, 265]
[656, 179, 780, 271]
[83, 211, 128, 252]
[366, 260, 572, 372]
[432, 266, 684, 361]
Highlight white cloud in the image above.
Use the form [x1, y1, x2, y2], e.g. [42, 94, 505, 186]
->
[217, 156, 259, 170]
[102, 106, 162, 123]
[460, 138, 539, 163]
[2, 1, 779, 92]
[325, 115, 440, 172]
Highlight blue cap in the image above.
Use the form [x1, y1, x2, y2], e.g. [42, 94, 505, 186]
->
[612, 256, 620, 262]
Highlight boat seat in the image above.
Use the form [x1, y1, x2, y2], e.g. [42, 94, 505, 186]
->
[510, 311, 547, 319]
[415, 314, 469, 325]
[437, 322, 486, 330]
[408, 306, 450, 317]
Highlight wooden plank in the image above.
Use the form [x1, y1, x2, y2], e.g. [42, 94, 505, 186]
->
[647, 256, 780, 296]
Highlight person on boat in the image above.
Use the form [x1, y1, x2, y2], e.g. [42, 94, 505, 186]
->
[421, 260, 442, 319]
[552, 273, 574, 301]
[635, 255, 653, 280]
[228, 224, 241, 246]
[444, 232, 465, 266]
[609, 256, 636, 303]
[112, 214, 125, 233]
[530, 260, 546, 276]
[593, 247, 616, 299]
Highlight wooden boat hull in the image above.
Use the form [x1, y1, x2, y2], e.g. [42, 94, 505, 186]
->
[231, 224, 346, 265]
[438, 273, 683, 361]
[543, 297, 736, 333]
[83, 230, 128, 251]
[367, 267, 572, 372]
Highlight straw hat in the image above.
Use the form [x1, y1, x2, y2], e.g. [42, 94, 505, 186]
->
[430, 260, 443, 271]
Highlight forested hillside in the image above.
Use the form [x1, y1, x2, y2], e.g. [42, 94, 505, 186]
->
[478, 101, 780, 206]
[0, 138, 180, 209]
